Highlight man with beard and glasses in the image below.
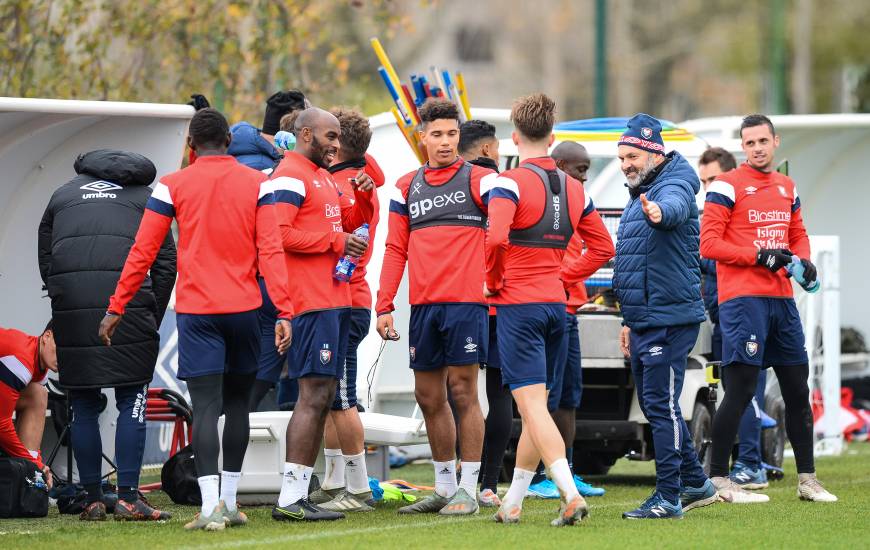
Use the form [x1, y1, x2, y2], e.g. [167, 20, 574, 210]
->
[269, 108, 375, 522]
[701, 114, 837, 503]
[612, 113, 717, 519]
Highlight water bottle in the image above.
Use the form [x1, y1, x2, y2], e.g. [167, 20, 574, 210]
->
[334, 224, 369, 282]
[786, 255, 820, 293]
[33, 471, 47, 491]
[274, 130, 296, 151]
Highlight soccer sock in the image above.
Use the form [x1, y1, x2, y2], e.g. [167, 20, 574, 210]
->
[323, 448, 345, 490]
[531, 461, 547, 484]
[433, 460, 458, 498]
[458, 461, 481, 496]
[344, 451, 369, 494]
[198, 475, 220, 516]
[220, 471, 242, 511]
[565, 447, 574, 473]
[548, 458, 580, 501]
[503, 468, 534, 509]
[278, 463, 313, 507]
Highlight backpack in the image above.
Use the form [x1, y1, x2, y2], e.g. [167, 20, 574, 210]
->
[161, 445, 201, 505]
[0, 457, 49, 518]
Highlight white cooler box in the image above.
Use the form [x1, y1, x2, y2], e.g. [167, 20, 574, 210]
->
[218, 411, 428, 495]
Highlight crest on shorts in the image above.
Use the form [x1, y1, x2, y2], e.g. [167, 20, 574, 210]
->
[409, 346, 416, 361]
[746, 341, 759, 357]
[320, 348, 332, 364]
[641, 127, 653, 139]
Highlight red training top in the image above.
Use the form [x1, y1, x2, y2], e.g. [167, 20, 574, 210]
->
[109, 155, 293, 319]
[329, 153, 385, 309]
[700, 162, 810, 304]
[485, 157, 614, 305]
[272, 151, 375, 316]
[0, 328, 47, 468]
[376, 157, 496, 315]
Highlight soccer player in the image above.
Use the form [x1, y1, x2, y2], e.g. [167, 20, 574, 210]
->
[486, 94, 614, 526]
[101, 108, 294, 531]
[308, 107, 385, 512]
[699, 148, 770, 490]
[613, 113, 717, 519]
[701, 114, 837, 502]
[459, 119, 500, 172]
[0, 323, 56, 485]
[376, 98, 496, 515]
[270, 108, 375, 522]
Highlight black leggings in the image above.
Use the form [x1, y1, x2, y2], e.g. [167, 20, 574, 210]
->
[187, 373, 256, 477]
[711, 363, 814, 477]
[480, 367, 514, 491]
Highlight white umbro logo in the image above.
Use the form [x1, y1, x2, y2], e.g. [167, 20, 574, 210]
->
[746, 186, 757, 195]
[649, 346, 663, 356]
[464, 337, 478, 353]
[80, 180, 121, 199]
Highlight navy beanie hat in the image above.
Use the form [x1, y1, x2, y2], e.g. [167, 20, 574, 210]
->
[618, 113, 665, 154]
[262, 90, 307, 135]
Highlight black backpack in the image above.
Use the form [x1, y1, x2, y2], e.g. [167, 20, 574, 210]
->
[161, 445, 201, 505]
[0, 457, 49, 517]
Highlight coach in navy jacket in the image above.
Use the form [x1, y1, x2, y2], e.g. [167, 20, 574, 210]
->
[613, 114, 712, 519]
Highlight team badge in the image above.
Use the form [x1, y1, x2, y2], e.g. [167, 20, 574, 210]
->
[746, 341, 759, 357]
[464, 337, 478, 353]
[409, 346, 416, 361]
[641, 127, 653, 139]
[319, 348, 332, 364]
[778, 185, 788, 197]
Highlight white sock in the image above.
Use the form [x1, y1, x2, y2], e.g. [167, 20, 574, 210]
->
[220, 471, 241, 511]
[198, 475, 220, 516]
[548, 458, 580, 501]
[323, 448, 345, 490]
[458, 461, 481, 496]
[433, 460, 458, 498]
[344, 451, 369, 494]
[277, 462, 314, 507]
[503, 468, 534, 509]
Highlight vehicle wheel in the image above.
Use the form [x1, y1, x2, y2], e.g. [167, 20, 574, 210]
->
[573, 451, 619, 475]
[762, 395, 786, 468]
[690, 401, 714, 475]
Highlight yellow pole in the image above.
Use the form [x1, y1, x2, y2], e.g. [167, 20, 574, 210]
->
[372, 38, 419, 125]
[455, 72, 472, 121]
[391, 107, 425, 163]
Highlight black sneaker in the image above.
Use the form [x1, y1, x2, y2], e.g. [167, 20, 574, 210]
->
[80, 501, 107, 521]
[272, 498, 345, 522]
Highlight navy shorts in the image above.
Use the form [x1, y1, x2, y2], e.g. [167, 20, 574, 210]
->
[549, 312, 582, 411]
[495, 303, 567, 391]
[176, 310, 260, 380]
[255, 278, 286, 384]
[484, 314, 500, 369]
[288, 308, 351, 379]
[408, 304, 488, 370]
[333, 308, 371, 410]
[719, 297, 808, 367]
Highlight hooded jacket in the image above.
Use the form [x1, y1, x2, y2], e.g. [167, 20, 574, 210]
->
[38, 150, 176, 389]
[228, 122, 282, 172]
[613, 151, 705, 330]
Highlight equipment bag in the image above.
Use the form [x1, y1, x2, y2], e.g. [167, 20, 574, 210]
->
[161, 444, 201, 505]
[0, 456, 49, 517]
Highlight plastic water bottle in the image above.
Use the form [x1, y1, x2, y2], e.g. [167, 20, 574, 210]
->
[274, 130, 296, 151]
[334, 224, 369, 282]
[787, 255, 820, 293]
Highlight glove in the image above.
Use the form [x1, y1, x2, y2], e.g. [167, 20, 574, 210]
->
[187, 94, 210, 111]
[799, 258, 817, 283]
[756, 248, 793, 272]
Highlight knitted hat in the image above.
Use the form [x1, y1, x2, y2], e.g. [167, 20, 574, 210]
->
[262, 90, 307, 135]
[618, 113, 665, 154]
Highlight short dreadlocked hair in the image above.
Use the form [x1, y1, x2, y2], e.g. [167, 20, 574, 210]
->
[418, 98, 459, 130]
[510, 93, 555, 141]
[188, 108, 229, 149]
[329, 107, 372, 160]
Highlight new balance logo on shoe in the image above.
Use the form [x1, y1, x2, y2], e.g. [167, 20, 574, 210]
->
[649, 505, 667, 517]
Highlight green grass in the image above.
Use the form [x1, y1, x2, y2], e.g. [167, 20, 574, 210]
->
[2, 445, 869, 549]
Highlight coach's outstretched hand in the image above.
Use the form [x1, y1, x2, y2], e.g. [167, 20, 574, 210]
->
[640, 193, 662, 224]
[275, 319, 292, 354]
[376, 313, 400, 341]
[99, 313, 122, 346]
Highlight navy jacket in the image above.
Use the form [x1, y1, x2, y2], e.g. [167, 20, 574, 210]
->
[699, 257, 719, 324]
[613, 151, 706, 330]
[228, 122, 282, 172]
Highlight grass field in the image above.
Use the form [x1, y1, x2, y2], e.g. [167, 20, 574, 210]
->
[2, 444, 868, 549]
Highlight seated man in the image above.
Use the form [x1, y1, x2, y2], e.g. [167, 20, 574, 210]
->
[0, 322, 56, 486]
